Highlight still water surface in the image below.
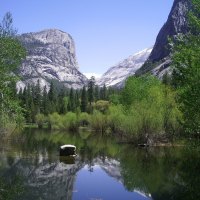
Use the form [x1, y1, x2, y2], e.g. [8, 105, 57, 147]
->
[0, 129, 199, 200]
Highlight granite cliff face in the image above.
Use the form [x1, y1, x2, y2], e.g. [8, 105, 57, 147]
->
[97, 48, 152, 87]
[136, 0, 192, 77]
[17, 29, 87, 89]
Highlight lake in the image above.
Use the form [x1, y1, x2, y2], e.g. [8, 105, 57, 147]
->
[0, 129, 199, 200]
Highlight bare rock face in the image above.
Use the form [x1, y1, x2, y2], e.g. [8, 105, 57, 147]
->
[136, 0, 192, 76]
[97, 48, 152, 88]
[17, 29, 87, 90]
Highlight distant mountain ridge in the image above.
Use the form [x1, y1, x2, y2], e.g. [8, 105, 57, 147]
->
[17, 29, 88, 90]
[97, 48, 152, 87]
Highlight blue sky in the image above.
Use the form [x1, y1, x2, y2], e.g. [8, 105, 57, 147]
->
[1, 0, 174, 76]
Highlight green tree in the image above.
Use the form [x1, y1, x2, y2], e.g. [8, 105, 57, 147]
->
[60, 96, 68, 114]
[41, 85, 50, 115]
[94, 85, 100, 101]
[80, 86, 88, 112]
[100, 84, 107, 100]
[0, 12, 26, 128]
[67, 88, 75, 112]
[162, 72, 171, 86]
[48, 82, 56, 102]
[121, 75, 181, 140]
[171, 0, 200, 136]
[25, 84, 32, 122]
[48, 82, 57, 113]
[34, 80, 41, 114]
[75, 90, 80, 110]
[88, 76, 95, 105]
[57, 86, 66, 114]
[0, 12, 17, 37]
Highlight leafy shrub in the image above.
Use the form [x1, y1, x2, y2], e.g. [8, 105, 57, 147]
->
[114, 75, 182, 142]
[78, 112, 90, 126]
[89, 110, 108, 133]
[94, 100, 109, 113]
[48, 112, 62, 130]
[61, 112, 79, 131]
[35, 113, 45, 129]
[107, 105, 126, 134]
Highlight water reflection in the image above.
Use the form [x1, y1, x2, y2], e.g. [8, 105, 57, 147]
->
[73, 165, 151, 200]
[0, 129, 199, 200]
[59, 155, 76, 165]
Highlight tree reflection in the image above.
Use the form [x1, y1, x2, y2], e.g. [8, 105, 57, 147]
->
[119, 146, 200, 200]
[0, 175, 25, 200]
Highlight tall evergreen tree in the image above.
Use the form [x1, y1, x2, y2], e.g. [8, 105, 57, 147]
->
[58, 86, 67, 114]
[75, 90, 80, 110]
[100, 84, 107, 100]
[25, 84, 32, 122]
[18, 88, 23, 104]
[41, 85, 50, 115]
[67, 88, 75, 112]
[80, 86, 88, 112]
[48, 82, 57, 113]
[48, 82, 56, 102]
[94, 85, 100, 102]
[88, 76, 95, 105]
[34, 80, 41, 114]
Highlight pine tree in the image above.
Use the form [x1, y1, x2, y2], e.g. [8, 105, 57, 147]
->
[80, 86, 88, 112]
[25, 84, 32, 122]
[48, 82, 57, 113]
[88, 76, 95, 105]
[68, 88, 75, 112]
[34, 80, 41, 114]
[75, 90, 80, 110]
[58, 86, 67, 114]
[100, 84, 107, 100]
[94, 85, 100, 102]
[48, 82, 56, 102]
[18, 88, 23, 104]
[30, 99, 36, 123]
[41, 85, 50, 115]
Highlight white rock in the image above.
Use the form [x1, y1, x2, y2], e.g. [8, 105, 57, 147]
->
[17, 29, 88, 90]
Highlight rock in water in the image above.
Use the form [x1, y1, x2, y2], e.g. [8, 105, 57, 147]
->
[17, 29, 88, 90]
[60, 144, 76, 156]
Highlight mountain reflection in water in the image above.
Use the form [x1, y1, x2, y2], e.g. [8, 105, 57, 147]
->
[0, 129, 199, 200]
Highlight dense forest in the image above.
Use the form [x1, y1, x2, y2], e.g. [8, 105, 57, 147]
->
[0, 0, 200, 144]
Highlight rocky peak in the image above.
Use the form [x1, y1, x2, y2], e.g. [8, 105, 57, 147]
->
[17, 29, 87, 90]
[150, 0, 190, 62]
[28, 29, 74, 45]
[136, 0, 192, 76]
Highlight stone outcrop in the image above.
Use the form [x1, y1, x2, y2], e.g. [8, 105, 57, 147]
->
[136, 0, 192, 77]
[17, 29, 87, 90]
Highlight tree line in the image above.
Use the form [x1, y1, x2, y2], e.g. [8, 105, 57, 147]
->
[17, 78, 118, 123]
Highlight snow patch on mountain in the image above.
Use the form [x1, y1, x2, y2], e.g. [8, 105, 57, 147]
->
[97, 48, 152, 87]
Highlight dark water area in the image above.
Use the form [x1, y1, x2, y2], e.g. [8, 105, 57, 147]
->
[0, 129, 199, 200]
